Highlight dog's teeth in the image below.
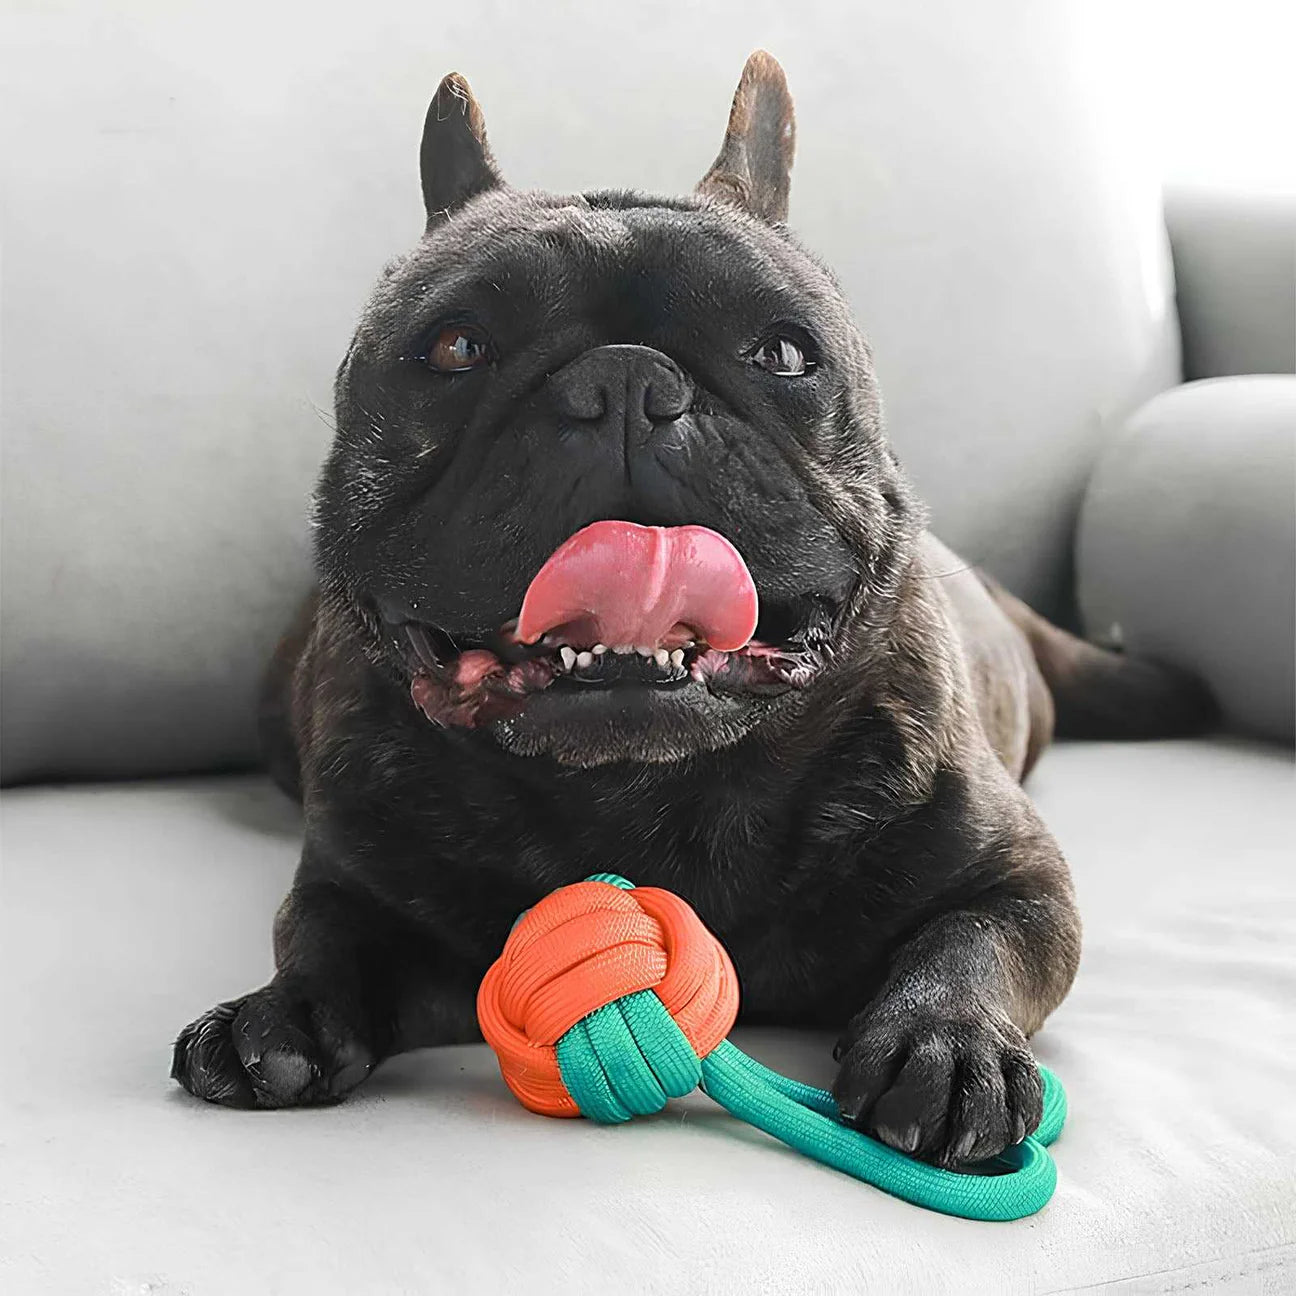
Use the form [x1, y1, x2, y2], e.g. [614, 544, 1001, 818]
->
[636, 645, 653, 658]
[653, 648, 670, 668]
[559, 646, 577, 671]
[613, 644, 633, 655]
[575, 651, 593, 669]
[669, 649, 685, 669]
[592, 643, 607, 655]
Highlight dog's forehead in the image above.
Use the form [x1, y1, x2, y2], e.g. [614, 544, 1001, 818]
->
[374, 190, 823, 304]
[350, 189, 852, 362]
[433, 190, 639, 256]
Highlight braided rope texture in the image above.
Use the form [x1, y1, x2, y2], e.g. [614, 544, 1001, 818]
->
[477, 875, 1065, 1221]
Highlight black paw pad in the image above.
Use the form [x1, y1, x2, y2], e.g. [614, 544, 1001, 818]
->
[833, 1007, 1042, 1167]
[171, 984, 372, 1109]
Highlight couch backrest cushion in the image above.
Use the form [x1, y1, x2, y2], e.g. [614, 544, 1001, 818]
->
[0, 2, 1180, 783]
[1166, 186, 1296, 381]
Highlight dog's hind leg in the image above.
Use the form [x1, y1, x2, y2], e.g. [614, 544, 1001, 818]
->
[980, 574, 1216, 743]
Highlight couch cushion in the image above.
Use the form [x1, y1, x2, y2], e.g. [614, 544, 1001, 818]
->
[2, 739, 1292, 1293]
[1077, 377, 1296, 743]
[0, 2, 1179, 783]
[1166, 186, 1296, 381]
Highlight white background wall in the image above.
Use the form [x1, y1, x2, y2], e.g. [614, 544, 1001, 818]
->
[1076, 1, 1296, 195]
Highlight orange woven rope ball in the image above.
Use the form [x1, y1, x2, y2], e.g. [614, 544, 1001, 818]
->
[476, 878, 740, 1116]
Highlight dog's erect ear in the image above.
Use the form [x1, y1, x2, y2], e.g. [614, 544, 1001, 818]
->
[420, 73, 502, 225]
[696, 51, 796, 223]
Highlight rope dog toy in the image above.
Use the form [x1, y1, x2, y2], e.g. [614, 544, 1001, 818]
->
[477, 874, 1066, 1221]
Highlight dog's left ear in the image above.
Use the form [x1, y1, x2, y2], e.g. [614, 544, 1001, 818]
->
[696, 51, 796, 223]
[420, 73, 503, 225]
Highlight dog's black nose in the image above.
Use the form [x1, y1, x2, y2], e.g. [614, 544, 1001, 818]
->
[550, 345, 691, 431]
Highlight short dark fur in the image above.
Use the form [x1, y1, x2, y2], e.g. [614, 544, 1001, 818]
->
[173, 55, 1211, 1164]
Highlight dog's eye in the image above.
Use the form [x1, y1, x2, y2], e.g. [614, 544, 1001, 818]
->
[425, 324, 491, 372]
[749, 335, 813, 377]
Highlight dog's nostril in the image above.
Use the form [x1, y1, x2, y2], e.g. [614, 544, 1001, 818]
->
[555, 382, 607, 423]
[644, 371, 690, 423]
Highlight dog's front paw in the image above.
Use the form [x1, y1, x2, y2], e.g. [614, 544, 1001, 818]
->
[832, 1003, 1042, 1167]
[171, 980, 373, 1109]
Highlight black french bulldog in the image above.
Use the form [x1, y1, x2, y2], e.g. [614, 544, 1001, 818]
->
[172, 53, 1210, 1165]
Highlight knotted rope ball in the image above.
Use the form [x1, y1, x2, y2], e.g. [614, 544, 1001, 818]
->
[477, 874, 1067, 1221]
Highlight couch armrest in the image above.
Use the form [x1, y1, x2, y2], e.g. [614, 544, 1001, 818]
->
[1165, 186, 1296, 380]
[1076, 377, 1295, 743]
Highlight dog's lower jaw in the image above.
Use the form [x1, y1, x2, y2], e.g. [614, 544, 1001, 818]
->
[407, 641, 824, 728]
[484, 679, 784, 767]
[401, 633, 830, 767]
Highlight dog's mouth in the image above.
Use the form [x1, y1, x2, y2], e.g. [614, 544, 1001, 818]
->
[384, 521, 835, 730]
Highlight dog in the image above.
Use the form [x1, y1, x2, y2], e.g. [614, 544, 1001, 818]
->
[172, 53, 1210, 1166]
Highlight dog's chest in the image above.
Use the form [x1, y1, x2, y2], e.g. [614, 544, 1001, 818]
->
[375, 738, 932, 1020]
[495, 783, 904, 1018]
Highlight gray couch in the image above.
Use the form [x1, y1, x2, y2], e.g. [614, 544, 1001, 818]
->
[3, 4, 1293, 1292]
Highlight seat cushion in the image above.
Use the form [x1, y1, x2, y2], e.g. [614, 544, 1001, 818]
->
[2, 739, 1292, 1293]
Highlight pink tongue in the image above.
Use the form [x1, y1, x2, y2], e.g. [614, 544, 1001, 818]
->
[515, 521, 759, 652]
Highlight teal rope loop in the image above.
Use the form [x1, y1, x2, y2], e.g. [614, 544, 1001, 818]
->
[553, 875, 1066, 1221]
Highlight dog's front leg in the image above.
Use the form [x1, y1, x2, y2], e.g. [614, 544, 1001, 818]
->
[833, 822, 1080, 1166]
[171, 854, 476, 1108]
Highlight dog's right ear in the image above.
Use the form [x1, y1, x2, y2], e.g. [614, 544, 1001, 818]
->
[420, 73, 503, 226]
[696, 51, 795, 224]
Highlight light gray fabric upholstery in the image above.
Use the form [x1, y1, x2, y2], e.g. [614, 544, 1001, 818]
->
[3, 740, 1293, 1293]
[1077, 377, 1296, 743]
[0, 0, 1181, 784]
[1166, 186, 1296, 381]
